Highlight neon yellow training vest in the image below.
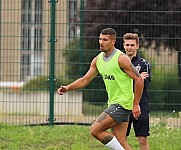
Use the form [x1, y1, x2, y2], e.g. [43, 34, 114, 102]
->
[96, 49, 134, 110]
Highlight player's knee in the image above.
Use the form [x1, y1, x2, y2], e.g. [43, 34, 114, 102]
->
[138, 136, 148, 145]
[90, 124, 98, 138]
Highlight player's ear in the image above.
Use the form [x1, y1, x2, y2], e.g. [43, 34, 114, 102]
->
[112, 39, 116, 45]
[137, 43, 139, 49]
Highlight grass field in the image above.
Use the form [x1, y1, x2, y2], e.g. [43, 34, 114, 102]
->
[0, 123, 181, 150]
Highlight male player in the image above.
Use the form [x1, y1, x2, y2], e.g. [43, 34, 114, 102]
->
[123, 33, 151, 150]
[58, 28, 144, 150]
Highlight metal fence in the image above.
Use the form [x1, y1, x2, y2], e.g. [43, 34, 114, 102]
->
[0, 0, 181, 127]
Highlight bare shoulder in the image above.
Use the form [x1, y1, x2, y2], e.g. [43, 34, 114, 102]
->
[118, 53, 141, 77]
[91, 56, 98, 66]
[118, 53, 131, 67]
[119, 52, 130, 60]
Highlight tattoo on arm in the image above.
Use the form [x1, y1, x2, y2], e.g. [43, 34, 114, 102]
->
[130, 64, 141, 77]
[97, 112, 108, 123]
[102, 135, 113, 144]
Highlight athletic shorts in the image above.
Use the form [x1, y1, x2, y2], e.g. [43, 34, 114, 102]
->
[104, 104, 132, 124]
[126, 104, 150, 137]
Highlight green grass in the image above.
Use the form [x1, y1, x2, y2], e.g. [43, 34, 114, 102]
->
[0, 123, 181, 150]
[150, 110, 179, 118]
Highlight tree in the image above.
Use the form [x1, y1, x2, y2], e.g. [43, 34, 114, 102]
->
[83, 0, 181, 82]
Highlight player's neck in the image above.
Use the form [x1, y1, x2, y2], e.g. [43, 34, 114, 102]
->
[127, 54, 136, 60]
[104, 47, 116, 57]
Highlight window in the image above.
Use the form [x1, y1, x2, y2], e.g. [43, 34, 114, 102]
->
[20, 54, 31, 81]
[21, 0, 31, 23]
[35, 0, 43, 10]
[34, 28, 42, 51]
[68, 0, 79, 39]
[21, 27, 31, 50]
[21, 0, 43, 81]
[22, 0, 31, 10]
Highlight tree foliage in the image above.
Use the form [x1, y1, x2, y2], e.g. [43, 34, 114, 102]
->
[83, 0, 181, 77]
[78, 0, 181, 107]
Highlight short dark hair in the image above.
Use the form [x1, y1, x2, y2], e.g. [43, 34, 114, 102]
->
[101, 28, 117, 36]
[123, 33, 139, 44]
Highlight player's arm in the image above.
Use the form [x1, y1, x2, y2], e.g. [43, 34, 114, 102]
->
[140, 60, 151, 87]
[57, 57, 99, 95]
[118, 53, 144, 119]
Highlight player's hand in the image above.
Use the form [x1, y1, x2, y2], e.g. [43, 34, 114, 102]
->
[141, 72, 148, 79]
[132, 104, 141, 120]
[57, 85, 69, 95]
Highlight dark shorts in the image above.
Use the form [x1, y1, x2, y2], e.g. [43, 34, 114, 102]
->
[104, 104, 132, 124]
[126, 104, 150, 137]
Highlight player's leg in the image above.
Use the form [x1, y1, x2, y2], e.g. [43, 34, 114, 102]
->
[126, 113, 134, 137]
[90, 111, 125, 150]
[107, 104, 132, 149]
[137, 136, 150, 150]
[112, 122, 132, 150]
[133, 107, 150, 150]
[90, 111, 116, 143]
[90, 104, 126, 149]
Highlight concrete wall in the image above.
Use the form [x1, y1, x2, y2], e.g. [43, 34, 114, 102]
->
[0, 91, 83, 116]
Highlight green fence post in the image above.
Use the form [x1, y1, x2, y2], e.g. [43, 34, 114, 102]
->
[49, 0, 57, 126]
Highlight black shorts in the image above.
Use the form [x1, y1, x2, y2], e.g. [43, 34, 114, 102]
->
[127, 104, 150, 137]
[104, 104, 132, 124]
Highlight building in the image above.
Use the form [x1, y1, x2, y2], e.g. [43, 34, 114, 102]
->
[0, 0, 80, 84]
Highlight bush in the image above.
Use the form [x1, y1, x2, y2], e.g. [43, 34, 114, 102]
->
[22, 76, 71, 91]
